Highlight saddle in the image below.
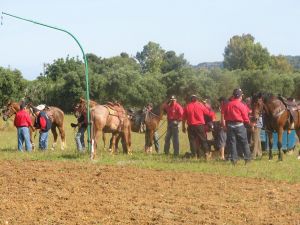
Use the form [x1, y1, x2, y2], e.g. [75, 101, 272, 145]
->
[104, 102, 126, 131]
[278, 96, 300, 129]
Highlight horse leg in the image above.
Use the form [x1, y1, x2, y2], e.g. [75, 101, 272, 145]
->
[148, 130, 154, 153]
[51, 126, 58, 150]
[102, 133, 106, 150]
[30, 128, 35, 151]
[92, 129, 102, 159]
[123, 129, 132, 155]
[57, 125, 66, 150]
[277, 128, 283, 161]
[110, 133, 117, 154]
[267, 131, 273, 160]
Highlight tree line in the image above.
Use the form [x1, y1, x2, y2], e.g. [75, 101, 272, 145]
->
[1, 34, 300, 112]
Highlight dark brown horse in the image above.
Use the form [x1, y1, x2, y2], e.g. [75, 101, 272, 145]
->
[74, 98, 132, 159]
[251, 93, 300, 160]
[2, 101, 66, 150]
[144, 103, 166, 153]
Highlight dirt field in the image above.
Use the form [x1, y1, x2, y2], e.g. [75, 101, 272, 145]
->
[0, 160, 299, 225]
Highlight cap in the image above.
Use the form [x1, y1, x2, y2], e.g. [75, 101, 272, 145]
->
[233, 88, 243, 98]
[170, 95, 176, 101]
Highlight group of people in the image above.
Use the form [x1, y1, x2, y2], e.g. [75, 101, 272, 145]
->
[160, 88, 261, 164]
[14, 102, 52, 151]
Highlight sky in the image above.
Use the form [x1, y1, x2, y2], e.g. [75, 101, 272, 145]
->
[1, 0, 300, 80]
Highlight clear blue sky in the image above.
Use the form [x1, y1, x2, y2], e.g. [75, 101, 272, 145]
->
[1, 0, 300, 80]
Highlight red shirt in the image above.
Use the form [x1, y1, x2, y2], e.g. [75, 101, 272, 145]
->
[223, 98, 250, 124]
[39, 116, 47, 130]
[14, 109, 32, 127]
[164, 102, 183, 121]
[183, 101, 215, 126]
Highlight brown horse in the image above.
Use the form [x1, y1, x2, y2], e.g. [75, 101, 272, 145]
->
[2, 101, 66, 150]
[74, 98, 132, 159]
[251, 93, 300, 160]
[144, 103, 166, 153]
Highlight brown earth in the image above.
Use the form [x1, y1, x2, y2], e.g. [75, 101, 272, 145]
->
[0, 160, 299, 225]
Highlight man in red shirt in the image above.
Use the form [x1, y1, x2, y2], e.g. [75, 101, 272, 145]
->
[223, 88, 252, 164]
[182, 95, 215, 159]
[164, 95, 183, 156]
[14, 101, 33, 151]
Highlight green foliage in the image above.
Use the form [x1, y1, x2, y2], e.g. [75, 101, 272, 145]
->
[0, 67, 26, 106]
[224, 34, 271, 70]
[136, 41, 165, 73]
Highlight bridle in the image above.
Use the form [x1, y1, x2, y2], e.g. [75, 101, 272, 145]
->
[2, 104, 18, 121]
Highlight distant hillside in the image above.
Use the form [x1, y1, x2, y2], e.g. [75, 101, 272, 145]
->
[285, 56, 300, 70]
[194, 61, 223, 69]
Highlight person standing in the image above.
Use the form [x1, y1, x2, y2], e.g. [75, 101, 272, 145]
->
[223, 88, 252, 164]
[14, 101, 33, 152]
[71, 112, 87, 152]
[251, 115, 263, 159]
[216, 96, 228, 160]
[33, 106, 52, 150]
[164, 95, 183, 156]
[182, 95, 215, 159]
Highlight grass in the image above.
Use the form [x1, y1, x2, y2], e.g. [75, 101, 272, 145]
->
[0, 115, 299, 183]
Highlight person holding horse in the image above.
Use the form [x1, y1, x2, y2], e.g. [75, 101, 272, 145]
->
[164, 95, 183, 156]
[216, 96, 228, 160]
[182, 94, 216, 159]
[223, 88, 252, 164]
[14, 101, 34, 152]
[71, 111, 87, 152]
[33, 106, 52, 150]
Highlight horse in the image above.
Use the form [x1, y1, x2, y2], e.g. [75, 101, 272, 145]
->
[251, 93, 300, 160]
[74, 98, 132, 159]
[144, 103, 166, 153]
[2, 101, 66, 150]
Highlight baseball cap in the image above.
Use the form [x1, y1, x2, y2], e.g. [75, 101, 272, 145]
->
[170, 95, 176, 101]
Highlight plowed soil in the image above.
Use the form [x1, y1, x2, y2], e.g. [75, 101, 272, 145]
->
[0, 160, 299, 225]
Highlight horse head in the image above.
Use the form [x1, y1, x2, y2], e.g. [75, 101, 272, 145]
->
[2, 101, 19, 121]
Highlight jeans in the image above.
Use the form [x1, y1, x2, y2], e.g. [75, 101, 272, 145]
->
[226, 124, 251, 162]
[17, 127, 32, 151]
[164, 121, 179, 156]
[145, 130, 160, 152]
[75, 126, 86, 151]
[39, 131, 49, 150]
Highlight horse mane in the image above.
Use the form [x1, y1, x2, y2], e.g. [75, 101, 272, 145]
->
[253, 92, 276, 103]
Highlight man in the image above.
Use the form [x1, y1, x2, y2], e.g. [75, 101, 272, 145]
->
[251, 115, 263, 159]
[164, 95, 183, 156]
[182, 95, 215, 159]
[223, 88, 252, 164]
[71, 111, 87, 152]
[216, 96, 228, 160]
[14, 101, 33, 152]
[33, 106, 52, 150]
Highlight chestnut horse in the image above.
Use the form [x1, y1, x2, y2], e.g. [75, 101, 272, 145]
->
[2, 101, 66, 150]
[74, 98, 132, 159]
[251, 93, 300, 160]
[144, 103, 166, 153]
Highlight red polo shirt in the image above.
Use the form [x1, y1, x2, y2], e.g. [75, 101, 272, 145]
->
[164, 102, 183, 121]
[223, 98, 250, 124]
[183, 101, 215, 126]
[14, 109, 32, 127]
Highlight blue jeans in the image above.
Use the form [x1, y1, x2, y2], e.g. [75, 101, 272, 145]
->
[75, 126, 86, 151]
[226, 124, 251, 162]
[17, 127, 32, 151]
[164, 121, 179, 156]
[39, 131, 49, 150]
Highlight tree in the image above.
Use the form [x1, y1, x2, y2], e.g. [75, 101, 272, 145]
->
[136, 41, 165, 73]
[161, 51, 187, 74]
[270, 55, 293, 73]
[223, 34, 271, 70]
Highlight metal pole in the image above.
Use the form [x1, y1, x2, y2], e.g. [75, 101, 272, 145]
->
[2, 12, 92, 153]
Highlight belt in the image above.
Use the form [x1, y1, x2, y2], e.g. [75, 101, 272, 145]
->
[227, 122, 243, 128]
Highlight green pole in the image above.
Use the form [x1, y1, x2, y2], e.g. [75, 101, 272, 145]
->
[2, 12, 92, 153]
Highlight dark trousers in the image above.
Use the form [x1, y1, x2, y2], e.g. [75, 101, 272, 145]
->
[187, 125, 209, 158]
[226, 124, 251, 162]
[164, 121, 179, 156]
